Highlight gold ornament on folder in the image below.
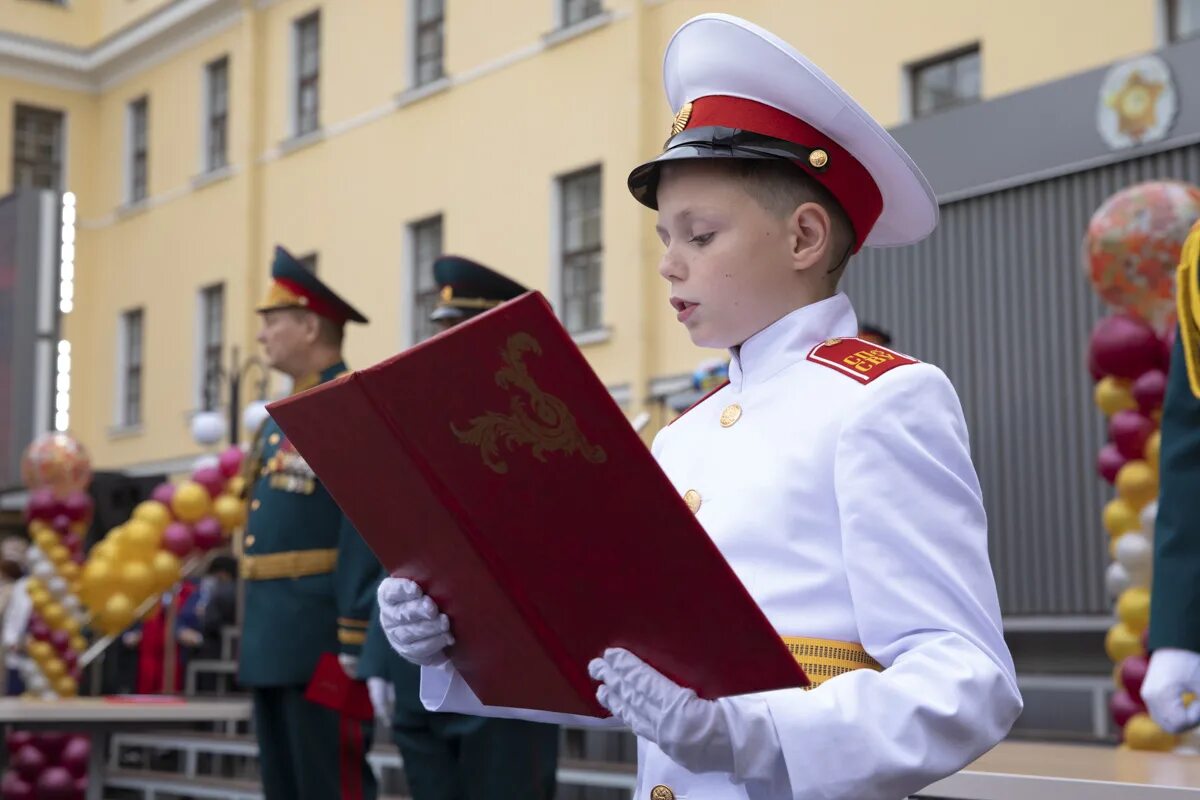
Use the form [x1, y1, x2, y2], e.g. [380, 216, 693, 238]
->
[452, 333, 607, 474]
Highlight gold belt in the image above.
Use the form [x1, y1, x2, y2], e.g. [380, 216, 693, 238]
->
[782, 635, 883, 688]
[242, 548, 338, 581]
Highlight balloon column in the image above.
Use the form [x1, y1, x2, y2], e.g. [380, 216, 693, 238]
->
[78, 445, 247, 638]
[1085, 181, 1200, 751]
[2, 730, 90, 800]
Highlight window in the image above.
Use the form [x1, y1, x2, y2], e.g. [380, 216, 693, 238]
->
[413, 0, 445, 87]
[127, 97, 149, 203]
[200, 284, 224, 411]
[558, 166, 602, 335]
[409, 216, 443, 343]
[120, 309, 144, 427]
[294, 12, 321, 136]
[561, 0, 603, 27]
[910, 46, 980, 119]
[297, 253, 318, 274]
[1169, 0, 1200, 40]
[204, 57, 229, 172]
[12, 104, 64, 192]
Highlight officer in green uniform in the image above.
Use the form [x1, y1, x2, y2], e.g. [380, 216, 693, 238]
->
[358, 256, 560, 799]
[1144, 227, 1200, 734]
[240, 246, 382, 799]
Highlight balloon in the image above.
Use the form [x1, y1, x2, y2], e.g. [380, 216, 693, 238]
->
[41, 658, 65, 681]
[34, 766, 74, 800]
[150, 551, 182, 590]
[1106, 621, 1144, 662]
[45, 576, 66, 597]
[52, 676, 77, 697]
[40, 603, 66, 630]
[24, 673, 46, 694]
[31, 529, 56, 553]
[171, 481, 211, 523]
[1084, 182, 1200, 329]
[58, 562, 79, 582]
[99, 594, 135, 634]
[243, 401, 270, 436]
[0, 771, 33, 800]
[27, 641, 52, 664]
[121, 519, 162, 559]
[20, 432, 92, 498]
[88, 539, 118, 564]
[218, 445, 244, 478]
[193, 517, 223, 551]
[69, 635, 87, 654]
[131, 500, 172, 532]
[61, 736, 89, 778]
[46, 545, 70, 567]
[33, 732, 68, 762]
[1140, 501, 1158, 539]
[1089, 315, 1164, 379]
[62, 490, 93, 523]
[1111, 688, 1145, 728]
[162, 522, 195, 558]
[6, 730, 33, 754]
[226, 475, 246, 499]
[1116, 460, 1158, 510]
[1106, 562, 1133, 597]
[1115, 532, 1154, 574]
[1117, 587, 1152, 633]
[213, 495, 246, 533]
[79, 559, 115, 607]
[1133, 369, 1168, 413]
[1121, 654, 1151, 699]
[119, 562, 155, 602]
[28, 619, 50, 642]
[73, 776, 88, 799]
[58, 613, 80, 637]
[24, 488, 58, 523]
[191, 411, 225, 446]
[1110, 410, 1156, 461]
[1097, 444, 1128, 484]
[193, 454, 220, 473]
[150, 482, 175, 508]
[1125, 712, 1177, 751]
[192, 466, 226, 499]
[1145, 430, 1162, 471]
[50, 515, 70, 536]
[12, 743, 46, 781]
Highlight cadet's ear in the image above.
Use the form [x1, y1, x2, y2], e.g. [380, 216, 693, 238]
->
[787, 201, 833, 275]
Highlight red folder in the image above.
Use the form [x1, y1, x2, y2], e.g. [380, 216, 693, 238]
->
[269, 292, 808, 717]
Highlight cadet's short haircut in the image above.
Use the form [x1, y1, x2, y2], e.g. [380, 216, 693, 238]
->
[730, 160, 855, 264]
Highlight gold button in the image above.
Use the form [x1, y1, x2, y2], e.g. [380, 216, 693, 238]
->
[650, 787, 675, 800]
[268, 433, 280, 445]
[719, 404, 742, 428]
[809, 149, 829, 168]
[824, 338, 842, 346]
[683, 490, 701, 514]
[251, 499, 261, 511]
[244, 535, 255, 547]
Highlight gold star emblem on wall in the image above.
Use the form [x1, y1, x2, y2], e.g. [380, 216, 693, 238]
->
[1106, 71, 1165, 141]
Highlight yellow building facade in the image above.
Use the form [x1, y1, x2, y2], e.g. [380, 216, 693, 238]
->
[0, 0, 1166, 474]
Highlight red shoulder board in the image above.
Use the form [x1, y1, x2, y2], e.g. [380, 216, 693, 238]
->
[669, 380, 730, 425]
[806, 337, 918, 384]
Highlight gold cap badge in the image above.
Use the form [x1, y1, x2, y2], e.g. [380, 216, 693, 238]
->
[809, 149, 829, 169]
[671, 102, 693, 137]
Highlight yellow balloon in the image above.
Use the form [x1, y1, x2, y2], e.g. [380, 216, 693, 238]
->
[1113, 662, 1124, 689]
[1145, 431, 1161, 470]
[100, 594, 135, 634]
[171, 481, 212, 523]
[59, 562, 79, 582]
[1117, 587, 1152, 633]
[1116, 461, 1158, 510]
[41, 658, 65, 680]
[68, 580, 82, 598]
[122, 519, 163, 558]
[27, 641, 52, 663]
[25, 578, 44, 596]
[120, 561, 156, 602]
[41, 603, 66, 630]
[28, 590, 49, 612]
[150, 550, 182, 590]
[1106, 622, 1144, 663]
[132, 500, 172, 532]
[53, 676, 77, 697]
[27, 519, 49, 536]
[60, 615, 81, 637]
[47, 544, 70, 566]
[1095, 376, 1136, 416]
[1103, 498, 1140, 538]
[1125, 713, 1177, 751]
[69, 634, 87, 654]
[214, 494, 247, 533]
[80, 559, 116, 609]
[32, 530, 57, 552]
[227, 476, 246, 498]
[89, 538, 119, 564]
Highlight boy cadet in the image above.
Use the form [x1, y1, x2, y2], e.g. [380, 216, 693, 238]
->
[358, 256, 559, 800]
[377, 14, 1021, 800]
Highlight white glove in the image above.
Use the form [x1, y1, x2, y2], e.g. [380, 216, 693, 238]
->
[1142, 648, 1200, 733]
[589, 648, 735, 774]
[377, 577, 455, 667]
[337, 653, 359, 677]
[367, 676, 395, 723]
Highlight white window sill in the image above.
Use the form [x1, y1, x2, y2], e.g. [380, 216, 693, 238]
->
[108, 423, 144, 440]
[191, 164, 234, 190]
[571, 326, 612, 347]
[279, 128, 325, 156]
[396, 76, 452, 109]
[117, 199, 150, 219]
[543, 10, 613, 48]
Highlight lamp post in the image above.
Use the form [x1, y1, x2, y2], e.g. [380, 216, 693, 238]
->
[190, 345, 271, 448]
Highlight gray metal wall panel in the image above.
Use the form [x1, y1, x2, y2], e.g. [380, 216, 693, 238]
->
[843, 144, 1200, 616]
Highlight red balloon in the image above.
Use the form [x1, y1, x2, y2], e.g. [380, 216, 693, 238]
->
[161, 523, 194, 558]
[1097, 444, 1129, 484]
[49, 631, 70, 654]
[192, 517, 223, 551]
[1090, 314, 1162, 380]
[1133, 369, 1168, 414]
[28, 620, 51, 643]
[1110, 688, 1145, 729]
[35, 766, 74, 800]
[1110, 410, 1156, 461]
[6, 731, 33, 755]
[60, 737, 89, 779]
[150, 482, 175, 508]
[1121, 654, 1151, 700]
[50, 515, 71, 537]
[62, 492, 93, 524]
[61, 651, 77, 672]
[62, 532, 83, 557]
[25, 489, 59, 523]
[12, 745, 45, 782]
[218, 446, 244, 479]
[33, 733, 68, 763]
[1, 771, 33, 800]
[191, 467, 226, 499]
[73, 776, 88, 800]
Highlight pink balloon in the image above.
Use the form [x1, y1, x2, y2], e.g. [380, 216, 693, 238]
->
[50, 515, 71, 536]
[72, 776, 88, 800]
[1097, 444, 1128, 484]
[12, 745, 45, 782]
[161, 523, 194, 558]
[62, 492, 92, 524]
[218, 446, 244, 479]
[1110, 688, 1145, 729]
[35, 767, 74, 800]
[1090, 315, 1162, 380]
[192, 467, 226, 499]
[1133, 369, 1167, 414]
[1110, 410, 1155, 461]
[192, 517, 223, 552]
[33, 733, 68, 763]
[150, 482, 175, 508]
[60, 738, 89, 780]
[1, 771, 33, 800]
[6, 731, 33, 755]
[1121, 654, 1151, 701]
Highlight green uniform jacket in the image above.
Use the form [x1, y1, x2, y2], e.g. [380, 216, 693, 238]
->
[238, 361, 382, 686]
